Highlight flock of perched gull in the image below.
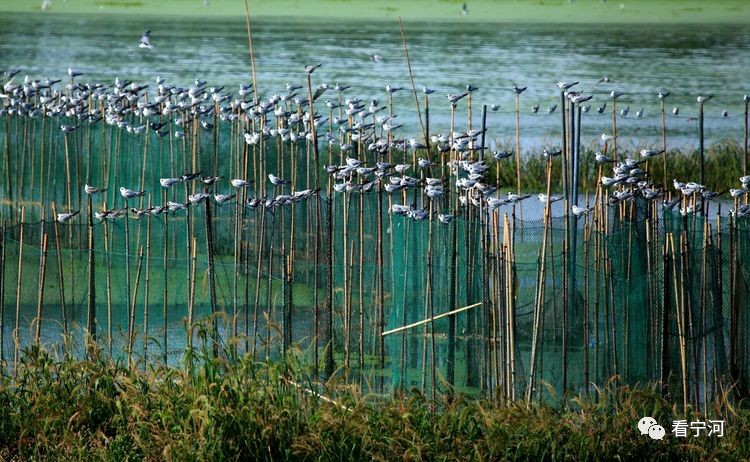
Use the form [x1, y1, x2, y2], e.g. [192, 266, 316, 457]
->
[1, 28, 750, 226]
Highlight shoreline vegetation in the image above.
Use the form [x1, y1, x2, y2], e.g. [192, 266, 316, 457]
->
[1, 339, 747, 460]
[1, 0, 749, 24]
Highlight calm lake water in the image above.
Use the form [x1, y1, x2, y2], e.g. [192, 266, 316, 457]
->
[1, 13, 749, 151]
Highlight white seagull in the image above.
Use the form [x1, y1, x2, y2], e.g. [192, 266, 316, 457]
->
[120, 187, 145, 199]
[139, 30, 154, 50]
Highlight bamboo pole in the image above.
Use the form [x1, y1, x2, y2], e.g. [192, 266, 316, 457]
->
[252, 206, 267, 360]
[660, 97, 668, 187]
[188, 238, 198, 350]
[527, 156, 554, 402]
[34, 233, 48, 345]
[0, 224, 5, 368]
[143, 205, 152, 366]
[358, 190, 365, 380]
[265, 210, 276, 361]
[243, 0, 260, 104]
[383, 302, 482, 337]
[127, 246, 144, 369]
[503, 214, 516, 400]
[397, 17, 426, 145]
[12, 208, 23, 365]
[670, 234, 688, 413]
[744, 97, 748, 176]
[515, 93, 522, 194]
[87, 194, 96, 347]
[163, 203, 169, 366]
[50, 203, 68, 335]
[124, 200, 133, 346]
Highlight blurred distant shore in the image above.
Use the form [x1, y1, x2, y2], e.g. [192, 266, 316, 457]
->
[2, 0, 749, 23]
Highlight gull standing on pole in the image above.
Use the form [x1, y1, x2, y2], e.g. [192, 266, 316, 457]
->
[120, 187, 145, 199]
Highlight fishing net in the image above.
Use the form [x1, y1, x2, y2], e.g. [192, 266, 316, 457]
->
[1, 108, 748, 406]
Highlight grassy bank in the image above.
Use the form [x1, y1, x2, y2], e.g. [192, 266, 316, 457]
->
[489, 142, 747, 194]
[1, 0, 749, 23]
[0, 336, 748, 460]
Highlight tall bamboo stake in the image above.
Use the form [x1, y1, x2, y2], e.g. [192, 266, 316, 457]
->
[50, 203, 68, 335]
[0, 224, 5, 368]
[103, 212, 113, 356]
[143, 206, 152, 366]
[188, 238, 198, 350]
[397, 17, 426, 145]
[252, 206, 267, 360]
[699, 101, 706, 185]
[744, 96, 749, 176]
[527, 157, 553, 402]
[670, 234, 688, 412]
[163, 205, 169, 366]
[265, 210, 276, 361]
[243, 0, 260, 104]
[660, 96, 668, 187]
[35, 233, 48, 344]
[13, 208, 24, 365]
[358, 190, 365, 380]
[124, 199, 133, 347]
[86, 194, 96, 347]
[515, 93, 522, 194]
[128, 246, 144, 369]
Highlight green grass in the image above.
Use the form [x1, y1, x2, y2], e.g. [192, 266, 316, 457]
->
[490, 142, 748, 194]
[1, 0, 748, 23]
[1, 329, 748, 460]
